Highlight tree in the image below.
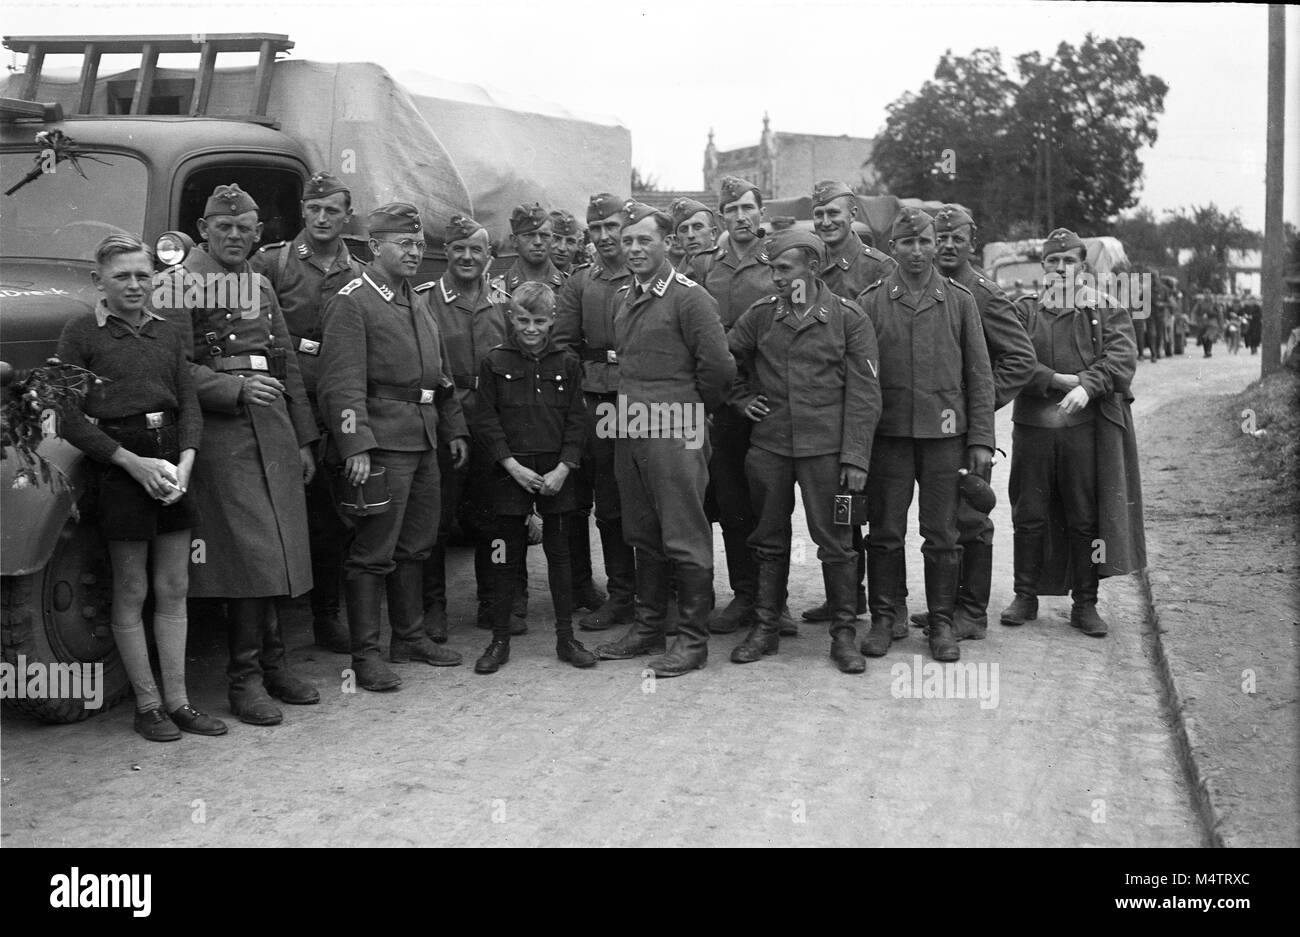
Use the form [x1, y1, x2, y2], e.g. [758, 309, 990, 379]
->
[1163, 204, 1261, 292]
[631, 166, 659, 193]
[872, 36, 1168, 243]
[1110, 206, 1172, 270]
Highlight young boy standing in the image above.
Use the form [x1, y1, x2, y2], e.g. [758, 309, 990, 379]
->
[469, 282, 594, 674]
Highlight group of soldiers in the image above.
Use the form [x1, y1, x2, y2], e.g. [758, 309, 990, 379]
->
[151, 169, 1146, 725]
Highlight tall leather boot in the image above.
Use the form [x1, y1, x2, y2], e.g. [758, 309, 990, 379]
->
[731, 558, 786, 663]
[261, 600, 320, 704]
[648, 565, 713, 677]
[226, 597, 282, 725]
[925, 552, 961, 662]
[862, 549, 903, 657]
[825, 562, 866, 674]
[389, 561, 463, 666]
[801, 530, 867, 621]
[580, 519, 637, 631]
[953, 541, 993, 640]
[597, 550, 669, 659]
[999, 531, 1042, 626]
[894, 558, 911, 638]
[345, 574, 400, 691]
[1069, 539, 1109, 637]
[569, 511, 605, 611]
[310, 557, 349, 653]
[710, 529, 756, 635]
[421, 542, 450, 643]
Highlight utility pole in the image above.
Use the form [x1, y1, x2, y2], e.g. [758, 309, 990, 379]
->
[1261, 4, 1286, 376]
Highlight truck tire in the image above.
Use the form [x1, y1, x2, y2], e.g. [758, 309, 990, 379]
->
[1, 518, 129, 723]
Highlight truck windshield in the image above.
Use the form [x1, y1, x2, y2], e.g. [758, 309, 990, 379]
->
[1, 150, 147, 261]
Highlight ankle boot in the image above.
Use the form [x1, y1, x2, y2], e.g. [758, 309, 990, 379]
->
[862, 549, 902, 657]
[731, 559, 785, 663]
[953, 541, 993, 640]
[1000, 531, 1042, 626]
[648, 565, 712, 677]
[597, 551, 669, 659]
[556, 635, 598, 668]
[422, 543, 450, 643]
[925, 552, 961, 663]
[344, 575, 400, 691]
[261, 602, 320, 704]
[580, 521, 636, 631]
[226, 597, 283, 725]
[711, 529, 756, 634]
[475, 637, 511, 674]
[1069, 543, 1109, 637]
[388, 561, 462, 665]
[825, 562, 866, 674]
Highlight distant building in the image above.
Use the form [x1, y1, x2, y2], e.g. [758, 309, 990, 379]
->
[1176, 247, 1262, 295]
[702, 113, 877, 198]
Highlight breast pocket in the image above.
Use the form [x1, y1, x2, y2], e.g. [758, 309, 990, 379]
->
[489, 363, 529, 408]
[540, 368, 574, 408]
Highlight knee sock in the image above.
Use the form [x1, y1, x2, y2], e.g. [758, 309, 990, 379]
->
[153, 611, 190, 712]
[111, 614, 161, 713]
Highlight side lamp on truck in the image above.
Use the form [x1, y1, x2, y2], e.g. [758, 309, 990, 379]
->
[155, 231, 194, 268]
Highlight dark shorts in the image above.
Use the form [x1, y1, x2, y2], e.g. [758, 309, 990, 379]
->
[92, 425, 197, 541]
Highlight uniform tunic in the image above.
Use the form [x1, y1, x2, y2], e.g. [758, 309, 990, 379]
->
[492, 258, 566, 296]
[820, 231, 896, 304]
[152, 246, 318, 598]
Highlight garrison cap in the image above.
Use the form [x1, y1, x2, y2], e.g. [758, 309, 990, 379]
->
[1044, 227, 1085, 256]
[669, 196, 713, 230]
[204, 183, 258, 218]
[933, 204, 976, 233]
[768, 216, 797, 232]
[890, 206, 934, 240]
[766, 229, 825, 265]
[587, 192, 627, 223]
[367, 202, 423, 236]
[445, 213, 484, 244]
[718, 174, 761, 211]
[303, 171, 350, 201]
[621, 199, 670, 229]
[549, 209, 580, 237]
[811, 179, 855, 207]
[510, 202, 550, 235]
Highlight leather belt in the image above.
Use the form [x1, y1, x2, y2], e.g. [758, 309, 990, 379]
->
[87, 410, 176, 431]
[294, 337, 321, 356]
[368, 382, 437, 405]
[580, 348, 618, 364]
[211, 354, 269, 372]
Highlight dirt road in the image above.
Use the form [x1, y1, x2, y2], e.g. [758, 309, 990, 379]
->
[4, 349, 1267, 847]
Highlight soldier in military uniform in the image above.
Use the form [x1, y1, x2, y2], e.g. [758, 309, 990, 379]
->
[553, 193, 637, 632]
[727, 229, 880, 674]
[669, 196, 719, 278]
[888, 204, 1037, 642]
[493, 202, 567, 295]
[153, 183, 320, 726]
[595, 202, 735, 677]
[1000, 228, 1145, 637]
[855, 207, 996, 663]
[800, 180, 899, 625]
[414, 214, 510, 641]
[317, 203, 469, 692]
[549, 209, 584, 277]
[250, 171, 362, 655]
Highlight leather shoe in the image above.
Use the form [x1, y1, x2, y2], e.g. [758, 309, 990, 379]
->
[830, 629, 866, 674]
[578, 597, 635, 632]
[556, 637, 598, 668]
[390, 636, 463, 666]
[265, 673, 320, 705]
[134, 707, 181, 742]
[1000, 594, 1038, 626]
[1070, 603, 1109, 637]
[573, 582, 607, 612]
[354, 658, 401, 691]
[169, 704, 228, 736]
[475, 639, 511, 674]
[228, 686, 283, 726]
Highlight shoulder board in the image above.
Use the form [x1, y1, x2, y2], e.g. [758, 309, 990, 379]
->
[336, 277, 364, 297]
[946, 277, 975, 297]
[863, 244, 888, 260]
[571, 261, 592, 272]
[413, 281, 437, 294]
[673, 271, 696, 287]
[258, 241, 289, 253]
[860, 278, 885, 293]
[754, 294, 780, 306]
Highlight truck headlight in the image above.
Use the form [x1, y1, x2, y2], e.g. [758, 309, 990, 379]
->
[155, 232, 194, 267]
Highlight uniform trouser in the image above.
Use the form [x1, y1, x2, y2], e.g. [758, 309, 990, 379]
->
[617, 434, 713, 572]
[745, 447, 854, 567]
[587, 392, 636, 605]
[1146, 316, 1166, 360]
[306, 395, 346, 620]
[343, 448, 440, 579]
[866, 436, 964, 561]
[486, 512, 571, 638]
[706, 408, 758, 599]
[1008, 421, 1098, 590]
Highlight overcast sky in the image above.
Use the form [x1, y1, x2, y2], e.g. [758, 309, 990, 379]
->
[4, 0, 1297, 230]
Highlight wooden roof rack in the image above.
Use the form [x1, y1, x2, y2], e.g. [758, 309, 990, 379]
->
[2, 33, 294, 117]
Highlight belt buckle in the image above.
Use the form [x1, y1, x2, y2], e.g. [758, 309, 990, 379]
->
[297, 338, 320, 356]
[606, 349, 618, 364]
[419, 388, 435, 404]
[144, 411, 165, 429]
[248, 355, 268, 371]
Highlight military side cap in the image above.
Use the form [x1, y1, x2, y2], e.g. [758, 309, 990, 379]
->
[766, 229, 825, 265]
[768, 216, 797, 232]
[204, 183, 258, 218]
[510, 203, 549, 235]
[891, 207, 934, 240]
[549, 209, 580, 237]
[1044, 227, 1085, 255]
[718, 174, 760, 210]
[587, 192, 627, 223]
[669, 196, 713, 230]
[621, 199, 668, 228]
[445, 213, 484, 244]
[933, 204, 975, 233]
[811, 180, 854, 207]
[368, 202, 422, 236]
[303, 171, 349, 201]
[958, 468, 997, 515]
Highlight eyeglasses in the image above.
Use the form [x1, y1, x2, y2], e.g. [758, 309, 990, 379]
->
[376, 238, 426, 253]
